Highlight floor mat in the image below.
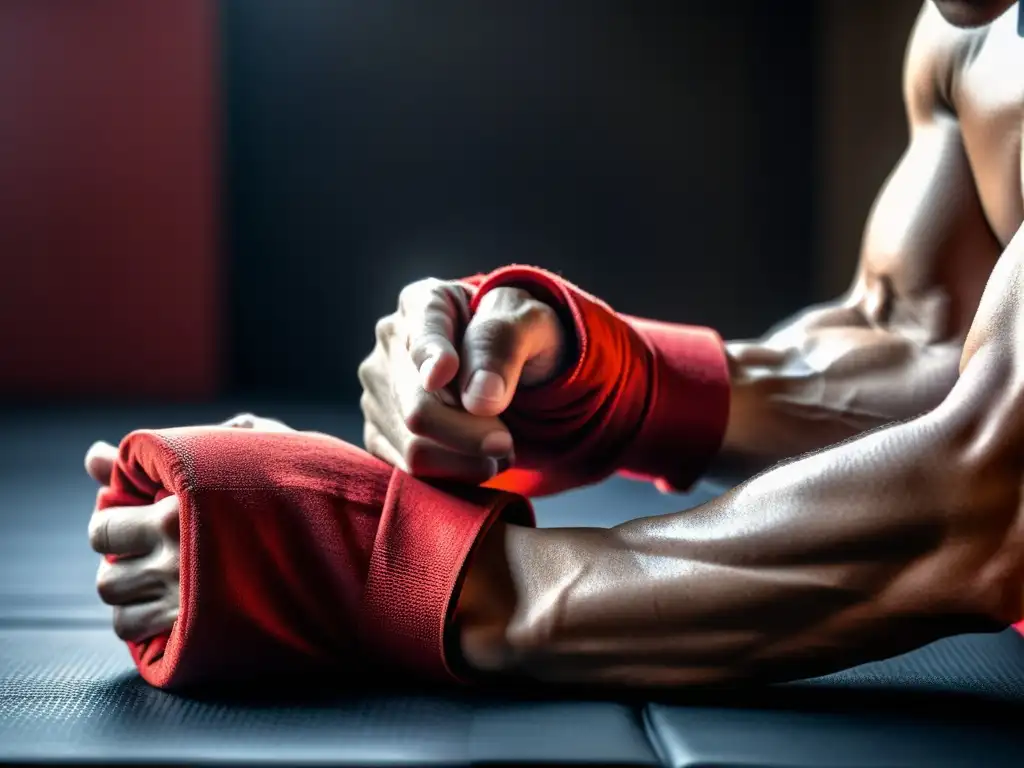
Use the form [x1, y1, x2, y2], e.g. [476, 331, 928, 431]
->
[0, 628, 658, 765]
[805, 627, 1024, 702]
[2, 404, 1023, 766]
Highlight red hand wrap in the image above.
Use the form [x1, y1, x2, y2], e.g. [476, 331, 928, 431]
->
[98, 427, 533, 690]
[468, 265, 730, 495]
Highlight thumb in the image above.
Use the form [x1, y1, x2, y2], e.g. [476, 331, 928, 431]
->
[403, 280, 468, 393]
[84, 440, 118, 486]
[459, 287, 546, 417]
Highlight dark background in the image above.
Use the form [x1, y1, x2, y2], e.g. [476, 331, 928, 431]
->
[222, 0, 815, 397]
[1, 0, 921, 403]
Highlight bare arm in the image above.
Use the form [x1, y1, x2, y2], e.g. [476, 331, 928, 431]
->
[716, 5, 1000, 475]
[455, 220, 1024, 688]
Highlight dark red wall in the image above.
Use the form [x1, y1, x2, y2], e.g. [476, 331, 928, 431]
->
[0, 0, 220, 398]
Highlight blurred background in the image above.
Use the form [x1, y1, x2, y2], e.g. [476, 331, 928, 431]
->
[0, 0, 922, 405]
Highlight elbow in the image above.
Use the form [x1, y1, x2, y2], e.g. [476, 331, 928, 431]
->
[956, 454, 1024, 629]
[927, 339, 1016, 465]
[921, 350, 1024, 627]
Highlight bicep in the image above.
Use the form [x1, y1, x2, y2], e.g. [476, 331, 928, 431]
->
[762, 117, 994, 355]
[846, 2, 997, 342]
[848, 116, 998, 344]
[726, 117, 994, 456]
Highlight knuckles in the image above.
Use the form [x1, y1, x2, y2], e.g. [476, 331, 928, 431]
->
[112, 609, 134, 641]
[474, 286, 554, 331]
[362, 421, 376, 453]
[226, 412, 257, 428]
[154, 499, 181, 542]
[358, 392, 374, 420]
[356, 356, 376, 390]
[402, 390, 434, 436]
[95, 560, 118, 602]
[112, 607, 169, 643]
[398, 277, 445, 315]
[151, 549, 180, 582]
[463, 314, 522, 358]
[402, 436, 435, 475]
[87, 514, 109, 554]
[518, 297, 557, 328]
[374, 315, 397, 346]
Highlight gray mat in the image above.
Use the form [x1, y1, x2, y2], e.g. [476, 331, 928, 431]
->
[2, 404, 1023, 766]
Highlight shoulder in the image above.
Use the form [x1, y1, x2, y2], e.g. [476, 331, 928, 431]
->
[903, 1, 982, 124]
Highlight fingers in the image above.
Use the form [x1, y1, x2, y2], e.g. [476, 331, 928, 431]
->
[84, 441, 117, 485]
[459, 286, 564, 417]
[360, 276, 563, 477]
[88, 495, 179, 556]
[388, 338, 512, 458]
[362, 420, 407, 469]
[399, 279, 468, 392]
[362, 401, 500, 483]
[223, 413, 295, 432]
[112, 599, 179, 643]
[396, 440, 497, 482]
[96, 557, 173, 606]
[84, 411, 294, 491]
[94, 507, 181, 644]
[361, 330, 511, 468]
[401, 391, 513, 459]
[93, 499, 181, 643]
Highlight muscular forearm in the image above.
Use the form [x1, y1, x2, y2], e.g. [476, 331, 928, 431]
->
[713, 301, 963, 477]
[455, 354, 1021, 689]
[467, 267, 966, 494]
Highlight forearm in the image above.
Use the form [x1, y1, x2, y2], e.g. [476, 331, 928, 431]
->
[713, 302, 963, 477]
[468, 267, 961, 492]
[456, 355, 1020, 688]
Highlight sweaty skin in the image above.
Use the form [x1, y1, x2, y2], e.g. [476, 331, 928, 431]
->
[452, 2, 1024, 686]
[92, 1, 1024, 686]
[718, 1, 1010, 473]
[457, 279, 1024, 685]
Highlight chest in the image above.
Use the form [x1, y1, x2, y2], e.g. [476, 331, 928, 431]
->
[955, 18, 1024, 246]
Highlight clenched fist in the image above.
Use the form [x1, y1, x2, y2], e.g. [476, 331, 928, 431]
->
[86, 413, 294, 643]
[358, 278, 567, 484]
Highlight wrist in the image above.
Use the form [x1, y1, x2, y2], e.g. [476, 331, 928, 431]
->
[453, 524, 600, 679]
[715, 341, 789, 464]
[617, 318, 731, 491]
[452, 522, 518, 675]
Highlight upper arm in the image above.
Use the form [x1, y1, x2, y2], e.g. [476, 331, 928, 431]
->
[719, 6, 1003, 464]
[845, 2, 999, 345]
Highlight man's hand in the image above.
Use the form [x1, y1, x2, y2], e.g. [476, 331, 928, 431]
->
[358, 278, 566, 483]
[85, 413, 294, 643]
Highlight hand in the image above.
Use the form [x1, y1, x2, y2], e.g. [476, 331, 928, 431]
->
[358, 278, 566, 483]
[85, 413, 294, 642]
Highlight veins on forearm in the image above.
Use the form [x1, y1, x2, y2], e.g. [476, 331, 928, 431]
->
[498, 391, 1019, 689]
[715, 292, 962, 477]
